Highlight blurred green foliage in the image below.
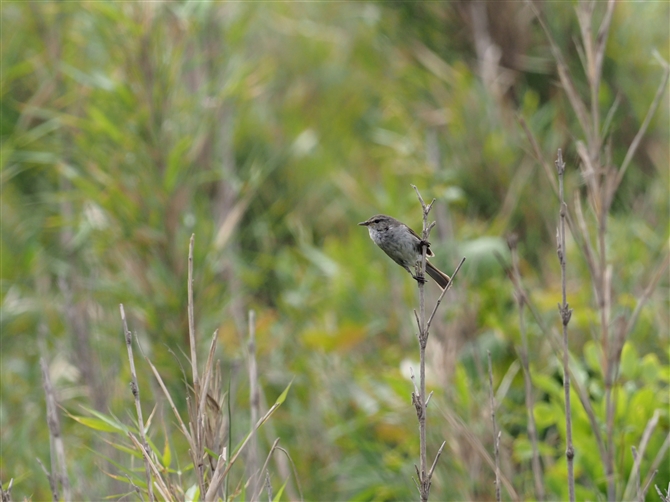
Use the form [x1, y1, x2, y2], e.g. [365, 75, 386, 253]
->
[1, 1, 668, 500]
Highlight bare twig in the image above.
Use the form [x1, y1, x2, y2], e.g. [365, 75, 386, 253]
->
[641, 470, 658, 502]
[555, 150, 575, 502]
[127, 432, 172, 501]
[120, 304, 154, 502]
[36, 457, 58, 502]
[425, 258, 466, 332]
[413, 185, 432, 502]
[265, 470, 273, 502]
[188, 234, 199, 396]
[410, 184, 459, 502]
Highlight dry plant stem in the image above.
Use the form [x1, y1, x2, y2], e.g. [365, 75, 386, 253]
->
[656, 484, 670, 502]
[410, 184, 436, 502]
[529, 6, 669, 499]
[641, 470, 658, 502]
[188, 234, 199, 395]
[410, 186, 465, 501]
[487, 351, 501, 502]
[39, 358, 71, 502]
[556, 150, 575, 502]
[120, 304, 155, 502]
[631, 447, 641, 502]
[496, 251, 613, 482]
[508, 241, 544, 500]
[127, 432, 173, 502]
[623, 410, 661, 501]
[0, 478, 13, 502]
[185, 234, 207, 495]
[35, 458, 57, 502]
[248, 309, 260, 498]
[206, 393, 286, 500]
[251, 438, 281, 501]
[265, 470, 273, 502]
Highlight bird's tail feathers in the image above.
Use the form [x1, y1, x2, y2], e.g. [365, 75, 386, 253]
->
[426, 261, 451, 290]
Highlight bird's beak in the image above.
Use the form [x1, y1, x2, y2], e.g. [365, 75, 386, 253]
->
[358, 220, 369, 226]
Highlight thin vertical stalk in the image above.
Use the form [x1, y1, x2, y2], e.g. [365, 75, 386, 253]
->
[416, 192, 431, 502]
[410, 185, 461, 501]
[556, 150, 575, 502]
[188, 234, 199, 396]
[120, 304, 155, 502]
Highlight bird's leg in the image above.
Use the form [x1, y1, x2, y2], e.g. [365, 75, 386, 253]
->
[411, 274, 427, 284]
[410, 264, 427, 284]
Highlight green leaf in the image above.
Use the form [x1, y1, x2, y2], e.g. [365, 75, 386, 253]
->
[620, 342, 639, 380]
[185, 484, 200, 502]
[68, 415, 126, 433]
[274, 378, 293, 406]
[273, 478, 288, 502]
[162, 437, 172, 469]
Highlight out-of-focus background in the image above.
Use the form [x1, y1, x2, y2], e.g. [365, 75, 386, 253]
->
[1, 1, 668, 500]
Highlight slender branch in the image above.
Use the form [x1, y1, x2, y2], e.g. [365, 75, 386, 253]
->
[120, 304, 154, 502]
[556, 149, 575, 502]
[410, 184, 453, 502]
[188, 234, 199, 395]
[417, 193, 430, 502]
[425, 258, 466, 333]
[640, 470, 657, 502]
[428, 441, 447, 479]
[36, 457, 57, 502]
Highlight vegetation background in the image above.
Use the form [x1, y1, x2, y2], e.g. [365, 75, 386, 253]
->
[1, 1, 668, 500]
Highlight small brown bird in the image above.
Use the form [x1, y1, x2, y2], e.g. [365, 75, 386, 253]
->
[358, 214, 451, 289]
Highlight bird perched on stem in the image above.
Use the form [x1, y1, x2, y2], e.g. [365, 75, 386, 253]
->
[358, 214, 451, 289]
